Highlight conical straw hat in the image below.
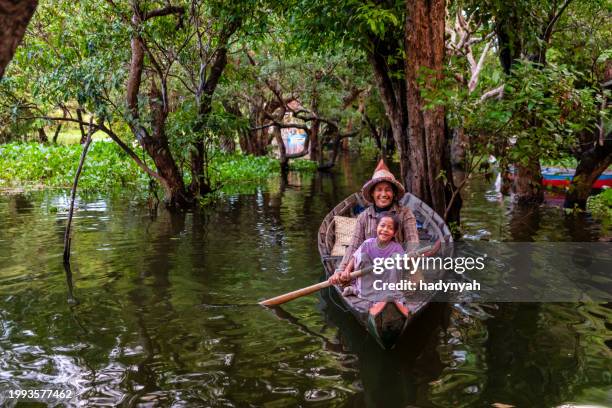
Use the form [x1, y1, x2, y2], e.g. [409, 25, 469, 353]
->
[361, 159, 406, 204]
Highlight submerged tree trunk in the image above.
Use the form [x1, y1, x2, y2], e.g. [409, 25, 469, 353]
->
[566, 70, 612, 209]
[564, 137, 612, 209]
[146, 78, 192, 208]
[0, 0, 37, 79]
[309, 119, 320, 164]
[512, 160, 544, 204]
[405, 0, 458, 222]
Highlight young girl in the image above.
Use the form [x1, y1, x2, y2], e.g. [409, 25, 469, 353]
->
[329, 212, 404, 297]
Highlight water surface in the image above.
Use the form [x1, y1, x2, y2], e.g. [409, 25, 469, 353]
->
[0, 157, 610, 407]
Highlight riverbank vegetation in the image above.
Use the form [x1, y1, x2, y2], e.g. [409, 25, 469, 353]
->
[0, 0, 610, 221]
[587, 188, 612, 232]
[0, 141, 313, 194]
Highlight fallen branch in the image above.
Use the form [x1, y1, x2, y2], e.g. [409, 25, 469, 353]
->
[63, 116, 96, 265]
[62, 116, 96, 304]
[480, 85, 505, 102]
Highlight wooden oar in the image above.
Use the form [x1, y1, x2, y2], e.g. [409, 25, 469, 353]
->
[259, 240, 442, 307]
[259, 268, 370, 307]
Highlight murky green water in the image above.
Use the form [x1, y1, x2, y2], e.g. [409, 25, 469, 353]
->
[1, 156, 610, 407]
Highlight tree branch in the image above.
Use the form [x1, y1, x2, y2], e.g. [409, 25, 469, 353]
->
[543, 0, 573, 44]
[143, 6, 184, 20]
[251, 122, 309, 132]
[480, 85, 505, 101]
[64, 116, 95, 265]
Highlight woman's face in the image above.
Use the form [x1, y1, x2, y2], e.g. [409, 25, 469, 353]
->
[372, 182, 394, 208]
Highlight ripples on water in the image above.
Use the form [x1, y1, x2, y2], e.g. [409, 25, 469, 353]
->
[0, 162, 611, 407]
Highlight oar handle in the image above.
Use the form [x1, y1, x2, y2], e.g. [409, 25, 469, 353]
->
[259, 240, 442, 307]
[259, 268, 367, 307]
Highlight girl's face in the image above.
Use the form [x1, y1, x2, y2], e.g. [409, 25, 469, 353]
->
[372, 182, 394, 208]
[376, 216, 396, 243]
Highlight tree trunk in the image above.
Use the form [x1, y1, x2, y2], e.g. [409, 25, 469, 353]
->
[52, 123, 62, 143]
[365, 115, 382, 151]
[76, 108, 88, 144]
[220, 133, 236, 153]
[309, 88, 321, 163]
[273, 126, 288, 171]
[495, 17, 522, 75]
[147, 78, 192, 207]
[126, 12, 190, 209]
[37, 127, 47, 143]
[190, 43, 230, 196]
[318, 126, 345, 171]
[565, 69, 612, 208]
[225, 102, 249, 153]
[384, 126, 395, 157]
[450, 127, 467, 169]
[309, 119, 320, 163]
[368, 51, 410, 185]
[405, 0, 457, 221]
[0, 0, 37, 79]
[246, 105, 269, 156]
[564, 137, 612, 209]
[512, 160, 544, 204]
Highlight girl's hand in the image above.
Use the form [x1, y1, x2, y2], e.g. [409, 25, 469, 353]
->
[339, 268, 352, 284]
[328, 271, 342, 285]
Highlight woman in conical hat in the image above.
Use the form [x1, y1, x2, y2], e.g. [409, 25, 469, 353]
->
[330, 159, 419, 286]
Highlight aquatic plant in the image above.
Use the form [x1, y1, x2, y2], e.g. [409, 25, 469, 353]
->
[0, 142, 315, 195]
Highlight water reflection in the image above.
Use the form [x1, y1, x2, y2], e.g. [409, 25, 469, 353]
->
[0, 158, 610, 407]
[322, 289, 451, 407]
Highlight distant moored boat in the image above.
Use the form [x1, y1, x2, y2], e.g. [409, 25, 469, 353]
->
[541, 167, 612, 189]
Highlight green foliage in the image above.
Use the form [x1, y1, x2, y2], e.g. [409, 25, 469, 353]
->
[587, 188, 612, 232]
[287, 159, 317, 171]
[501, 63, 598, 165]
[355, 136, 380, 160]
[0, 141, 149, 190]
[356, 2, 401, 37]
[546, 0, 612, 83]
[541, 157, 578, 168]
[429, 61, 600, 173]
[211, 153, 280, 185]
[288, 0, 403, 51]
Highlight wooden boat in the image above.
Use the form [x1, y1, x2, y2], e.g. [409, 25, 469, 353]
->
[541, 167, 612, 189]
[317, 192, 453, 349]
[507, 166, 612, 189]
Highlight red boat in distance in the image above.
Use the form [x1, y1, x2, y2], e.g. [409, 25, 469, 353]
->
[541, 167, 612, 189]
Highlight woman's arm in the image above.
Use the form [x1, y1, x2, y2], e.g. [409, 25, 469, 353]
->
[402, 207, 419, 243]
